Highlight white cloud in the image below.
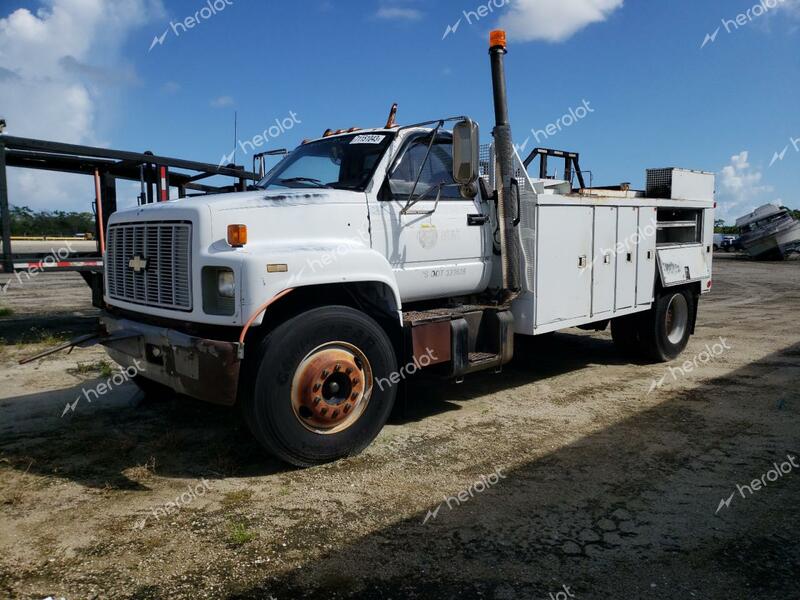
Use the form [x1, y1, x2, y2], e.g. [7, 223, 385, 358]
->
[375, 7, 423, 21]
[716, 150, 777, 222]
[210, 95, 235, 108]
[498, 0, 624, 43]
[776, 0, 800, 17]
[0, 0, 164, 212]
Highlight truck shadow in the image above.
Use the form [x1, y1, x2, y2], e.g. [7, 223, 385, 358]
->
[0, 331, 634, 488]
[394, 331, 637, 423]
[0, 332, 783, 495]
[0, 381, 288, 490]
[230, 341, 800, 599]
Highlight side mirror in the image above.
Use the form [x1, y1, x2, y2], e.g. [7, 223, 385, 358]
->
[452, 118, 479, 186]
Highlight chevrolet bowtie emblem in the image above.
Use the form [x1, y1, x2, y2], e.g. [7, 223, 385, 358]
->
[128, 256, 149, 273]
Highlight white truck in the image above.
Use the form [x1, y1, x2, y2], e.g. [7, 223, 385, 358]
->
[96, 31, 715, 466]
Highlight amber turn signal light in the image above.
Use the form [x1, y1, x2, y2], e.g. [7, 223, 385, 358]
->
[227, 224, 247, 247]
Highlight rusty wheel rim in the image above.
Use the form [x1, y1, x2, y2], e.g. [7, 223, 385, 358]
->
[290, 342, 373, 435]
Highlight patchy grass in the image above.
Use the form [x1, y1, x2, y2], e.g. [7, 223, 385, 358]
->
[70, 360, 114, 378]
[220, 489, 255, 510]
[0, 306, 13, 318]
[13, 328, 69, 346]
[125, 456, 158, 480]
[227, 520, 257, 546]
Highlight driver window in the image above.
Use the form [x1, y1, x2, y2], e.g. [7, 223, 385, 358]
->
[389, 139, 462, 200]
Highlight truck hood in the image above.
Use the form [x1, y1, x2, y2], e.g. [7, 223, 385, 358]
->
[113, 188, 366, 217]
[108, 188, 372, 254]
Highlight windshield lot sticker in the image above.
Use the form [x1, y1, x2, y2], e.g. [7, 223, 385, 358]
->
[350, 134, 385, 144]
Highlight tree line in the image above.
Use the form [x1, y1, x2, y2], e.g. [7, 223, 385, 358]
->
[3, 206, 95, 237]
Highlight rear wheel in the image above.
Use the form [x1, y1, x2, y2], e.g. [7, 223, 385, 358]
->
[638, 289, 694, 362]
[241, 306, 397, 467]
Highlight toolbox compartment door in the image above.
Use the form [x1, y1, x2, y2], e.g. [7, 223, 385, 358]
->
[656, 245, 710, 287]
[636, 207, 658, 306]
[535, 206, 593, 326]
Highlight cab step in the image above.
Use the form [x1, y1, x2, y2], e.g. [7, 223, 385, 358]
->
[404, 307, 514, 378]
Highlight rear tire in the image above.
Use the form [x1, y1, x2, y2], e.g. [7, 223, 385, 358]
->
[241, 306, 397, 467]
[638, 289, 694, 362]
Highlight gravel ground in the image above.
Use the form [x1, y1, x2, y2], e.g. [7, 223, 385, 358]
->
[0, 254, 798, 599]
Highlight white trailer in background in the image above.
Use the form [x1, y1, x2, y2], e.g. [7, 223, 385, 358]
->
[63, 30, 715, 466]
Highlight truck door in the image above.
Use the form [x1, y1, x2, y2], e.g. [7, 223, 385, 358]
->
[369, 133, 491, 302]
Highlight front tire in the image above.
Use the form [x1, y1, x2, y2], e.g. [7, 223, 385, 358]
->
[241, 306, 397, 467]
[638, 289, 694, 362]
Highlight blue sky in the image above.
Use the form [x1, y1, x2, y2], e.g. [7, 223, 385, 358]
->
[1, 0, 798, 222]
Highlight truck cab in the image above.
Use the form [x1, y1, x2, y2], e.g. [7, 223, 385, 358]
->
[98, 32, 714, 467]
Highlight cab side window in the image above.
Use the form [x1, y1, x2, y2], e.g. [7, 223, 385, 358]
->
[388, 139, 462, 200]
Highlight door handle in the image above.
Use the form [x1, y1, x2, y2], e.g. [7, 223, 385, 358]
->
[468, 214, 489, 226]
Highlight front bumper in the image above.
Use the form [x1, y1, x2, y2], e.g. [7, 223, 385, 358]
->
[100, 313, 241, 406]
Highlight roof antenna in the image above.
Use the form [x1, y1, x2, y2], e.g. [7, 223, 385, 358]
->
[385, 103, 398, 129]
[0, 119, 6, 134]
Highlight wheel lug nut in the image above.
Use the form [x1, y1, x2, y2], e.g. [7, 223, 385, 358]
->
[346, 367, 353, 375]
[320, 407, 328, 416]
[313, 383, 321, 392]
[332, 410, 339, 418]
[352, 378, 359, 385]
[334, 364, 341, 371]
[351, 392, 358, 400]
[313, 397, 321, 405]
[321, 370, 329, 378]
[343, 404, 351, 413]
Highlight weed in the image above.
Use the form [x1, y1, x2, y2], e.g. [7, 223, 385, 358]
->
[71, 360, 114, 378]
[0, 307, 12, 318]
[227, 520, 256, 546]
[126, 456, 158, 480]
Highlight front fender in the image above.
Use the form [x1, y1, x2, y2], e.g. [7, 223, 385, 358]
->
[238, 241, 401, 326]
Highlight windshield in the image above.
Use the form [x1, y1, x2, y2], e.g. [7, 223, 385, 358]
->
[258, 132, 395, 191]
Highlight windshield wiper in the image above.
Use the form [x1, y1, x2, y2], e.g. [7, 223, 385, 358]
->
[278, 177, 331, 188]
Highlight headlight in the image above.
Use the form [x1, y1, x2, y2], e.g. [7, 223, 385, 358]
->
[218, 270, 235, 298]
[202, 267, 236, 316]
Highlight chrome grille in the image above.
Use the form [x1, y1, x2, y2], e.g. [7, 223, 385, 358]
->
[106, 222, 192, 311]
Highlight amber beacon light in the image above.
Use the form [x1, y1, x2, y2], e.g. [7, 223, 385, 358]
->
[227, 224, 248, 247]
[489, 29, 507, 50]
